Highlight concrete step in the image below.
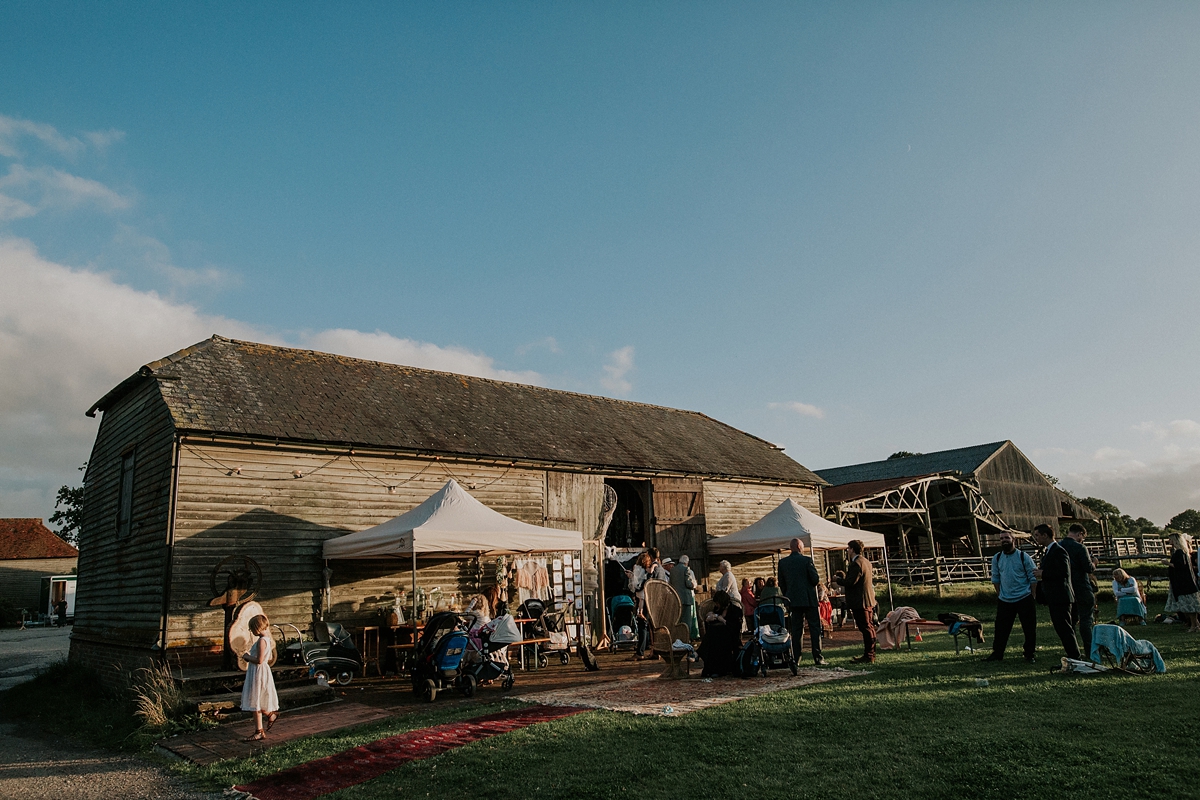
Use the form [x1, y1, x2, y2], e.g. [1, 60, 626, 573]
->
[175, 666, 312, 698]
[193, 682, 336, 714]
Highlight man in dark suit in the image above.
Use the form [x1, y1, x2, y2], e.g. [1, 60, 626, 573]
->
[1032, 523, 1080, 659]
[778, 537, 827, 666]
[1061, 523, 1099, 659]
[838, 539, 877, 664]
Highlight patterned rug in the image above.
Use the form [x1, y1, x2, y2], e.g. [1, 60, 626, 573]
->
[231, 705, 587, 800]
[518, 668, 861, 716]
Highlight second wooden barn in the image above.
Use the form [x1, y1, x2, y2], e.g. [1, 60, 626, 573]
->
[70, 336, 825, 675]
[818, 441, 1097, 586]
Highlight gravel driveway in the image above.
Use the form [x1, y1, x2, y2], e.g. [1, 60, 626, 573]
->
[0, 723, 220, 800]
[0, 628, 219, 799]
[0, 626, 71, 692]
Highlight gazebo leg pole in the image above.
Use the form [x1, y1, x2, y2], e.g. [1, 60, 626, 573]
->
[411, 548, 417, 630]
[883, 547, 894, 612]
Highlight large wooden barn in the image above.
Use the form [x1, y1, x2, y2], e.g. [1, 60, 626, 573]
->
[818, 441, 1096, 572]
[69, 336, 824, 676]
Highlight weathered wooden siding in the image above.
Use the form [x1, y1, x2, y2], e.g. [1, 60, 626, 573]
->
[545, 471, 605, 634]
[70, 381, 175, 662]
[702, 481, 822, 536]
[700, 480, 822, 586]
[975, 444, 1060, 533]
[0, 557, 78, 613]
[167, 443, 547, 650]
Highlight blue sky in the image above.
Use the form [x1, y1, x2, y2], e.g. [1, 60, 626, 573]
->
[2, 3, 1199, 523]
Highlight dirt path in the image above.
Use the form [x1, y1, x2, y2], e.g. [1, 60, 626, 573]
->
[0, 723, 217, 800]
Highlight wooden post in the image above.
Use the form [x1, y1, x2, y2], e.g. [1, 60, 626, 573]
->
[896, 522, 912, 585]
[924, 483, 942, 597]
[966, 490, 987, 579]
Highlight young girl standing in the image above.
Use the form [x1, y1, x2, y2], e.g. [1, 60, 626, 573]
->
[240, 614, 280, 741]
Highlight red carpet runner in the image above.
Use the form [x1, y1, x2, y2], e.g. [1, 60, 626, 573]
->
[234, 704, 587, 800]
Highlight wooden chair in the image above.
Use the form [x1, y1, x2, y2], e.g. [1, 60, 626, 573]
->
[354, 625, 382, 677]
[644, 579, 692, 679]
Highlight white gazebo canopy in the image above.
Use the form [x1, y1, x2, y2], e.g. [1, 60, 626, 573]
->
[323, 478, 583, 559]
[707, 498, 887, 555]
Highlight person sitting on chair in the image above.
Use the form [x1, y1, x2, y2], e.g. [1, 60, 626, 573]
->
[1112, 569, 1147, 625]
[758, 576, 783, 600]
[698, 591, 742, 677]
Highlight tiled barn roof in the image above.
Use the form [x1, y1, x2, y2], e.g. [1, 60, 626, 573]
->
[0, 519, 78, 559]
[91, 336, 822, 485]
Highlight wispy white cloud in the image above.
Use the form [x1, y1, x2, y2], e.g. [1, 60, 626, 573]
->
[1093, 446, 1135, 462]
[0, 114, 123, 159]
[515, 336, 561, 356]
[600, 345, 635, 395]
[109, 225, 236, 291]
[768, 400, 826, 419]
[0, 163, 131, 219]
[301, 329, 542, 384]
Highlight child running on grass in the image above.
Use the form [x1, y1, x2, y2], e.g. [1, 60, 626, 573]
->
[240, 614, 280, 741]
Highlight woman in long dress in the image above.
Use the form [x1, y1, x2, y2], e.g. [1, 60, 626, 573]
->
[1164, 533, 1200, 633]
[240, 614, 280, 741]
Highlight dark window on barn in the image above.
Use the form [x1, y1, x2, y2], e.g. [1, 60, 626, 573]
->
[117, 449, 136, 538]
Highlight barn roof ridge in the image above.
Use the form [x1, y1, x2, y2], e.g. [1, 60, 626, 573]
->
[88, 335, 820, 484]
[816, 440, 1012, 487]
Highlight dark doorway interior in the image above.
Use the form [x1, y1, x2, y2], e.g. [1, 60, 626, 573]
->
[604, 479, 649, 549]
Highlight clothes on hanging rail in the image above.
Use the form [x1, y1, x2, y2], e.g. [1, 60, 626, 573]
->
[510, 559, 550, 599]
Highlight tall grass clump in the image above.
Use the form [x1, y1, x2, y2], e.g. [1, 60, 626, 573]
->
[131, 662, 191, 729]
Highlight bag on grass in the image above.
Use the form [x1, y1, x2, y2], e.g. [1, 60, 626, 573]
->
[736, 638, 761, 679]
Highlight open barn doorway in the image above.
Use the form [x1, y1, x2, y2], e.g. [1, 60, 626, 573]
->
[603, 479, 650, 550]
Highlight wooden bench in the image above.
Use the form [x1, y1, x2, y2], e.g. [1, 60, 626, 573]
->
[510, 637, 553, 670]
[903, 618, 985, 655]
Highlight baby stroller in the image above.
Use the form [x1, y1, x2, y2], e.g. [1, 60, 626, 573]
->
[754, 599, 798, 676]
[541, 604, 574, 666]
[606, 594, 639, 653]
[277, 621, 363, 686]
[516, 598, 570, 667]
[462, 614, 520, 691]
[410, 611, 472, 701]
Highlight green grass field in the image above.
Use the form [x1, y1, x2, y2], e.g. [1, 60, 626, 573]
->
[165, 586, 1199, 800]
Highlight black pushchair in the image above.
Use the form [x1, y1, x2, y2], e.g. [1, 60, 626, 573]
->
[410, 611, 472, 701]
[277, 621, 363, 686]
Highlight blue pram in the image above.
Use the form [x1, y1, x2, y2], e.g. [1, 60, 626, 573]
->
[754, 599, 798, 676]
[607, 595, 639, 653]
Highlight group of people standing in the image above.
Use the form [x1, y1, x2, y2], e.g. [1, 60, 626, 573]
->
[614, 540, 879, 671]
[693, 538, 879, 675]
[986, 523, 1096, 662]
[988, 523, 1200, 663]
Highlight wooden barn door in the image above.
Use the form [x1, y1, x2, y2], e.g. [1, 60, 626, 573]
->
[545, 472, 604, 644]
[651, 478, 707, 576]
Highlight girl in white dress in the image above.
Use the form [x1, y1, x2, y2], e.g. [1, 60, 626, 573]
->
[240, 615, 280, 741]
